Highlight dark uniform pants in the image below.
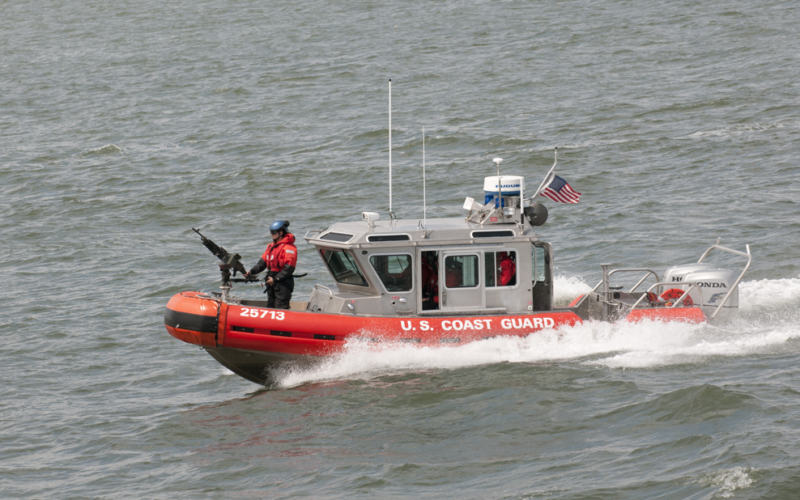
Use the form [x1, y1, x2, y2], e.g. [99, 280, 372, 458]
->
[266, 273, 294, 310]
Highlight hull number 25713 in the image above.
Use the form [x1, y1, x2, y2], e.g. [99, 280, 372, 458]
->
[240, 308, 285, 320]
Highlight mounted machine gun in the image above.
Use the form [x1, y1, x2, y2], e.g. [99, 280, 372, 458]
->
[192, 228, 253, 287]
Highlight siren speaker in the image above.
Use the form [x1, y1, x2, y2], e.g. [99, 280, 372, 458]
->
[524, 202, 548, 226]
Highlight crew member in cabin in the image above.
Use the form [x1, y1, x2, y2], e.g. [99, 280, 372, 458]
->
[244, 220, 298, 309]
[421, 253, 435, 292]
[498, 252, 516, 286]
[444, 259, 463, 288]
[425, 256, 465, 309]
[425, 271, 439, 310]
[422, 252, 438, 310]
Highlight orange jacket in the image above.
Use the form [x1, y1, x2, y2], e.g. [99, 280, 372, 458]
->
[499, 254, 516, 286]
[261, 233, 297, 273]
[250, 234, 298, 281]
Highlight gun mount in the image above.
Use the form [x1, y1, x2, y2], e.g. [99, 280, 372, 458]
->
[192, 228, 250, 287]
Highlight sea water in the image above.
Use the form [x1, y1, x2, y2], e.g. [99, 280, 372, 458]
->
[2, 0, 799, 497]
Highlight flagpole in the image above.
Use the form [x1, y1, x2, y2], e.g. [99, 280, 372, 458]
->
[529, 147, 558, 200]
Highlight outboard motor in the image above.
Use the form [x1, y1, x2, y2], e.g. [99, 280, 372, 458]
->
[663, 263, 739, 314]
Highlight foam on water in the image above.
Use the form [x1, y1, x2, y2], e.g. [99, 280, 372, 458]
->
[738, 276, 800, 310]
[699, 467, 755, 499]
[275, 276, 800, 388]
[553, 274, 593, 305]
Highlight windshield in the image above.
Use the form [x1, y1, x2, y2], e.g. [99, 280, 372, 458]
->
[532, 245, 546, 282]
[319, 248, 368, 286]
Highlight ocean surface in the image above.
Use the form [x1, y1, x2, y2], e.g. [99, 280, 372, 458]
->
[2, 0, 800, 498]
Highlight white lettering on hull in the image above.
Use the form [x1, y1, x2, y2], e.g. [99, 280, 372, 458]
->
[239, 308, 285, 320]
[439, 317, 554, 331]
[501, 317, 554, 329]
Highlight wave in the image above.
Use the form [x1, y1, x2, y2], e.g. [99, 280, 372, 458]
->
[79, 144, 122, 157]
[739, 277, 800, 310]
[689, 121, 793, 140]
[697, 466, 756, 499]
[553, 274, 593, 305]
[212, 86, 250, 95]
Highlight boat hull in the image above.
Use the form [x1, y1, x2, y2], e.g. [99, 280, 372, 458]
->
[164, 291, 705, 385]
[205, 346, 318, 385]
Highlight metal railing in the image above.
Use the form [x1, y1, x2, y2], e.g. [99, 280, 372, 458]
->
[697, 238, 752, 320]
[569, 238, 751, 321]
[571, 268, 660, 314]
[601, 267, 662, 321]
[630, 281, 703, 310]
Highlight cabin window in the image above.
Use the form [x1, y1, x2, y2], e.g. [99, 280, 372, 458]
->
[367, 234, 411, 242]
[532, 245, 546, 282]
[320, 232, 354, 242]
[444, 255, 479, 288]
[472, 230, 515, 238]
[319, 248, 368, 286]
[370, 254, 413, 292]
[484, 250, 517, 287]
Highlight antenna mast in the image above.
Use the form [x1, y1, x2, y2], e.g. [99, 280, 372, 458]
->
[423, 127, 426, 226]
[388, 79, 393, 218]
[493, 157, 503, 213]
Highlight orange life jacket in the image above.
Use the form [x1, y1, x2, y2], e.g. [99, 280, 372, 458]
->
[261, 233, 297, 273]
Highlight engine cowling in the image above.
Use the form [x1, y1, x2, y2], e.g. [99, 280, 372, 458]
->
[663, 263, 739, 313]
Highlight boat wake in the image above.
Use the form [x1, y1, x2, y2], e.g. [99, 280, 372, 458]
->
[553, 274, 593, 306]
[266, 276, 800, 389]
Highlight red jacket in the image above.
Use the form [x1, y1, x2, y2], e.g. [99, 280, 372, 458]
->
[499, 254, 516, 286]
[249, 234, 298, 281]
[262, 233, 297, 273]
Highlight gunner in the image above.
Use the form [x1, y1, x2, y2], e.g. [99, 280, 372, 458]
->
[244, 220, 298, 310]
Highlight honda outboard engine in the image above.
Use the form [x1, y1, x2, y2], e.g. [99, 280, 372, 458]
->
[663, 263, 739, 314]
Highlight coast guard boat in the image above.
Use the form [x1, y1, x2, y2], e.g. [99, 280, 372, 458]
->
[165, 152, 752, 385]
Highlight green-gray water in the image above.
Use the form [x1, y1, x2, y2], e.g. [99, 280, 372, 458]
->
[3, 0, 800, 498]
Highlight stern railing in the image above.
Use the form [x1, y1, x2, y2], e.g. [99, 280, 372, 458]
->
[696, 238, 752, 320]
[570, 268, 660, 319]
[630, 282, 703, 310]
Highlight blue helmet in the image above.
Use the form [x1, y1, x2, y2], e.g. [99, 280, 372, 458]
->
[270, 220, 289, 232]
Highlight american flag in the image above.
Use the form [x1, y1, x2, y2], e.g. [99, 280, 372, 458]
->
[540, 175, 581, 204]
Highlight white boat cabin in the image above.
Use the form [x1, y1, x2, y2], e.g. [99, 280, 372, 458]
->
[305, 213, 554, 317]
